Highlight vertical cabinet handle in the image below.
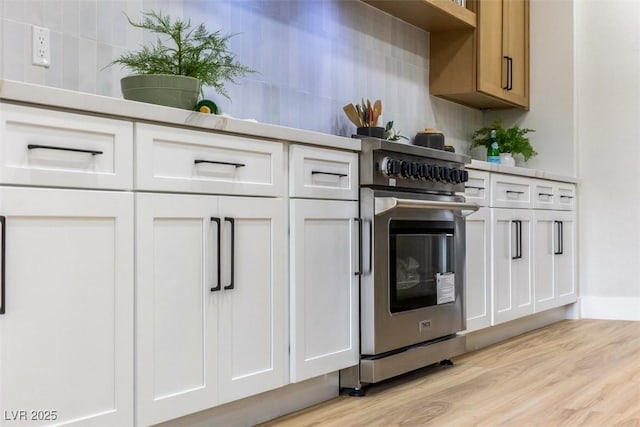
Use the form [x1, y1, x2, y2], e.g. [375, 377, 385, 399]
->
[503, 56, 510, 90]
[224, 218, 235, 290]
[210, 217, 221, 292]
[554, 221, 564, 255]
[508, 56, 513, 90]
[0, 216, 5, 315]
[354, 218, 362, 276]
[511, 220, 523, 260]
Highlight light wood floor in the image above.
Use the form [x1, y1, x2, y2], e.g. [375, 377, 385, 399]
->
[261, 319, 640, 426]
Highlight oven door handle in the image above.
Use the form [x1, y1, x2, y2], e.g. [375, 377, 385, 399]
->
[374, 197, 479, 216]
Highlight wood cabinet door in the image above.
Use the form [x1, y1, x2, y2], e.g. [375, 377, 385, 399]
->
[289, 199, 359, 382]
[0, 187, 133, 427]
[465, 207, 492, 332]
[136, 192, 220, 426]
[216, 196, 286, 405]
[502, 0, 529, 107]
[493, 208, 533, 325]
[477, 0, 506, 100]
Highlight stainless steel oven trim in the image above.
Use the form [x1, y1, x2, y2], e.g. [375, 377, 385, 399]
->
[374, 197, 479, 216]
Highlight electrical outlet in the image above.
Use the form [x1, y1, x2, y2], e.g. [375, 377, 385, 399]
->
[32, 25, 50, 68]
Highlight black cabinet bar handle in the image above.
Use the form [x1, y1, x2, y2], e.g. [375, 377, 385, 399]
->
[538, 192, 554, 197]
[506, 190, 525, 195]
[503, 56, 510, 90]
[512, 220, 523, 260]
[223, 218, 235, 290]
[194, 160, 245, 168]
[465, 185, 485, 190]
[554, 221, 564, 255]
[508, 56, 514, 90]
[0, 216, 5, 315]
[560, 195, 574, 199]
[311, 171, 348, 178]
[28, 144, 103, 156]
[354, 218, 362, 276]
[210, 217, 221, 292]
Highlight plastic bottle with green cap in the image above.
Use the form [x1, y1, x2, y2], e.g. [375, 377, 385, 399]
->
[487, 129, 500, 164]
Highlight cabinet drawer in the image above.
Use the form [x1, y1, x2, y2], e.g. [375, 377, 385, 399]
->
[0, 103, 133, 190]
[463, 170, 490, 206]
[289, 145, 358, 200]
[533, 180, 555, 209]
[556, 182, 576, 210]
[491, 174, 532, 208]
[135, 123, 284, 196]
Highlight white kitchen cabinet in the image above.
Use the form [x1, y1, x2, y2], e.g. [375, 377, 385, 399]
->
[289, 199, 359, 382]
[136, 192, 286, 426]
[0, 186, 133, 427]
[493, 208, 534, 325]
[464, 206, 492, 331]
[534, 210, 577, 312]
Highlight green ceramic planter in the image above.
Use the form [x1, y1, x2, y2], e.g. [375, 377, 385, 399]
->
[121, 74, 201, 110]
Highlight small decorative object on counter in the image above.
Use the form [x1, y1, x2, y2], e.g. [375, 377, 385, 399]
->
[384, 121, 408, 141]
[486, 130, 500, 164]
[471, 118, 537, 164]
[413, 128, 444, 149]
[343, 99, 385, 138]
[194, 99, 219, 114]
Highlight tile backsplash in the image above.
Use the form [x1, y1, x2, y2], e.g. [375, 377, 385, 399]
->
[1, 0, 480, 152]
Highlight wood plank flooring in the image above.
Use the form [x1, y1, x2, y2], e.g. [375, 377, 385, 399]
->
[260, 320, 640, 426]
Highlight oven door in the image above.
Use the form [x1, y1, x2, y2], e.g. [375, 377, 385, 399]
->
[360, 188, 477, 356]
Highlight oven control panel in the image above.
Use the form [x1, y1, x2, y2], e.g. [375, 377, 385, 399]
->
[380, 157, 469, 184]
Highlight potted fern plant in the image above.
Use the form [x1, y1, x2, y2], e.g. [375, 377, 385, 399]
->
[471, 118, 537, 165]
[112, 11, 254, 110]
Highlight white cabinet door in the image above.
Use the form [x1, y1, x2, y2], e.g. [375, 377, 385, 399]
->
[289, 199, 359, 382]
[464, 207, 492, 332]
[136, 193, 220, 426]
[0, 187, 133, 427]
[534, 210, 576, 312]
[493, 208, 533, 325]
[217, 196, 286, 404]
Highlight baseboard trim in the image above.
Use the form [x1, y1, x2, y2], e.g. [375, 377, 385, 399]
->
[580, 296, 640, 321]
[464, 307, 569, 352]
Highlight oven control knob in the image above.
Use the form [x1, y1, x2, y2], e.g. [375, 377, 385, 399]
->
[381, 157, 401, 177]
[460, 170, 469, 183]
[418, 163, 429, 180]
[437, 166, 448, 182]
[410, 162, 421, 179]
[428, 165, 438, 180]
[400, 161, 412, 179]
[451, 168, 460, 183]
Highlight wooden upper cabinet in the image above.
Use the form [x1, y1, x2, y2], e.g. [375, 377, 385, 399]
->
[363, 0, 476, 32]
[431, 0, 530, 109]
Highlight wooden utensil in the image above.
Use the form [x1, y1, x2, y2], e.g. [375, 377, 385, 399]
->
[373, 100, 382, 126]
[343, 104, 362, 127]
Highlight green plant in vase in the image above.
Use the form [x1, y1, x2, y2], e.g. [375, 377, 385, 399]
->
[111, 10, 255, 110]
[471, 118, 537, 163]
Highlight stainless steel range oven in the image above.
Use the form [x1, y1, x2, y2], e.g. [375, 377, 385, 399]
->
[341, 139, 477, 392]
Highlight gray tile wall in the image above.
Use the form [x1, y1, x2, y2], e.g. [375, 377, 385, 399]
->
[1, 0, 481, 152]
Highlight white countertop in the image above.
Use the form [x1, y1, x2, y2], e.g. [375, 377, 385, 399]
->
[0, 79, 360, 151]
[467, 159, 578, 184]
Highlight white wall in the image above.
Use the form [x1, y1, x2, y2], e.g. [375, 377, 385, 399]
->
[0, 0, 481, 150]
[575, 0, 640, 320]
[485, 0, 576, 176]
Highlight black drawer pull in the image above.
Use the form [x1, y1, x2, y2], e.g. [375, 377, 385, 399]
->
[560, 195, 574, 199]
[538, 192, 553, 197]
[28, 144, 103, 156]
[506, 190, 525, 195]
[311, 171, 348, 178]
[194, 160, 245, 168]
[465, 185, 485, 191]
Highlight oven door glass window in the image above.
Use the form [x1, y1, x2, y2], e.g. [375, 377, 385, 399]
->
[389, 220, 455, 313]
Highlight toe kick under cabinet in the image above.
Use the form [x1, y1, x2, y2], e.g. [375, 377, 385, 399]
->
[463, 169, 577, 333]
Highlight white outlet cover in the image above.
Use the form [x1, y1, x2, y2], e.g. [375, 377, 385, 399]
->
[32, 25, 50, 68]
